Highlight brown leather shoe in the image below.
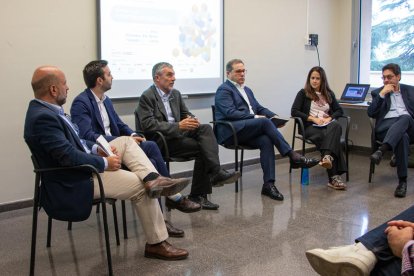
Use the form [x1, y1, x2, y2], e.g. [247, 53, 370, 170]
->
[145, 240, 189, 260]
[144, 176, 190, 198]
[165, 220, 184, 238]
[165, 197, 201, 213]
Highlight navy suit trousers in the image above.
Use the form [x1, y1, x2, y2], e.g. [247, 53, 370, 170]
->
[223, 118, 291, 184]
[376, 115, 414, 178]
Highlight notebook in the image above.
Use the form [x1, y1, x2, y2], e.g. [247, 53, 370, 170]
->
[338, 83, 370, 104]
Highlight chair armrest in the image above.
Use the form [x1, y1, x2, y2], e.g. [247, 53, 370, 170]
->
[292, 116, 307, 140]
[151, 131, 171, 160]
[33, 163, 106, 203]
[337, 115, 351, 143]
[210, 120, 240, 147]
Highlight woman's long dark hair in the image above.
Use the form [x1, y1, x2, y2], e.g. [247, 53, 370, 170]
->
[304, 66, 333, 103]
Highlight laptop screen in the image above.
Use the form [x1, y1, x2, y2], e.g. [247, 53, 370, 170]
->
[340, 83, 370, 101]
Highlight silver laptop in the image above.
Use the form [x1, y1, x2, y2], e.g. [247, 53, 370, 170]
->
[338, 83, 370, 104]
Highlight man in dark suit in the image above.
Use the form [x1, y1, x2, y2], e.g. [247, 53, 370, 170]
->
[214, 59, 319, 201]
[24, 65, 190, 260]
[71, 60, 200, 237]
[368, 63, 414, 198]
[137, 62, 241, 210]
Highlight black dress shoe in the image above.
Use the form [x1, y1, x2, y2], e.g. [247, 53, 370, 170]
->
[394, 181, 407, 198]
[261, 184, 284, 201]
[188, 195, 219, 210]
[165, 197, 201, 213]
[165, 220, 184, 238]
[370, 150, 383, 165]
[211, 169, 241, 187]
[290, 156, 319, 169]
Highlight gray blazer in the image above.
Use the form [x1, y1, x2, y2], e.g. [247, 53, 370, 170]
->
[137, 85, 194, 139]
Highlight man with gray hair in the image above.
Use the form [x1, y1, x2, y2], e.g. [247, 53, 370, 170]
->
[137, 62, 240, 210]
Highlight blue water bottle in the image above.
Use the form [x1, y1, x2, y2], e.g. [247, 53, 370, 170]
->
[301, 168, 309, 185]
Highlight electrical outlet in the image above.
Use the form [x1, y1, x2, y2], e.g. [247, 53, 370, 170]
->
[309, 34, 318, 46]
[304, 36, 311, 46]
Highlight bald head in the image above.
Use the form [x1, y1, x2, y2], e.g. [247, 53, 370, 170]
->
[31, 66, 68, 105]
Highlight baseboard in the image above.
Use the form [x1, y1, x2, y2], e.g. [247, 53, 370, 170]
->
[0, 147, 320, 213]
[0, 199, 33, 213]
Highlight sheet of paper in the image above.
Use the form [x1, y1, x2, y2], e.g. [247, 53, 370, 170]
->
[96, 135, 115, 156]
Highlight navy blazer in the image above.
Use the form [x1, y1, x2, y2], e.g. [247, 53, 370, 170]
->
[367, 83, 414, 132]
[214, 80, 275, 144]
[71, 89, 135, 142]
[24, 100, 105, 221]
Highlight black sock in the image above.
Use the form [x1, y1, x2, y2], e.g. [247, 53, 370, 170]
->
[288, 150, 301, 161]
[143, 172, 160, 182]
[399, 176, 407, 183]
[379, 143, 390, 153]
[263, 182, 274, 188]
[322, 150, 331, 156]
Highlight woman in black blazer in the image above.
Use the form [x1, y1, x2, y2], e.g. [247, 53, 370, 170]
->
[291, 66, 347, 190]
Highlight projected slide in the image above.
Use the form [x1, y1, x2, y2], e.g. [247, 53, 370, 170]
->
[99, 0, 223, 98]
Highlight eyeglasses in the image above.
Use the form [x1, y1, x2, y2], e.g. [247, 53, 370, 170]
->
[381, 74, 395, 81]
[233, 69, 247, 74]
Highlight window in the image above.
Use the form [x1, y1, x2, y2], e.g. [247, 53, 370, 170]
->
[358, 0, 414, 87]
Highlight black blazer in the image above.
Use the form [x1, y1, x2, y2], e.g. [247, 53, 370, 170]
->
[24, 100, 105, 221]
[137, 85, 195, 139]
[367, 83, 414, 132]
[291, 89, 343, 131]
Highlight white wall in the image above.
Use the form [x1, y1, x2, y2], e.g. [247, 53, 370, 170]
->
[0, 0, 359, 205]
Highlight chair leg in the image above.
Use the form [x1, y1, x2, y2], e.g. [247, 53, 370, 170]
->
[96, 203, 100, 214]
[369, 160, 374, 183]
[240, 149, 244, 176]
[300, 140, 306, 183]
[111, 203, 120, 246]
[235, 148, 239, 193]
[47, 216, 52, 248]
[100, 202, 113, 275]
[121, 200, 128, 239]
[29, 192, 39, 276]
[346, 145, 349, 181]
[67, 221, 72, 230]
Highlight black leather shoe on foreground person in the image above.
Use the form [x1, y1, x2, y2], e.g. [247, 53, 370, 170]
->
[261, 183, 284, 201]
[165, 197, 201, 213]
[145, 240, 189, 260]
[165, 220, 185, 238]
[211, 169, 241, 187]
[144, 176, 191, 198]
[370, 150, 383, 165]
[394, 181, 407, 198]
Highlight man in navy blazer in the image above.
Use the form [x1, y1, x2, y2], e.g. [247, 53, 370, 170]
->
[71, 60, 201, 237]
[24, 66, 190, 260]
[215, 59, 319, 201]
[368, 63, 414, 198]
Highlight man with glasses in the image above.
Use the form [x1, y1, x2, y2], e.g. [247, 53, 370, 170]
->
[214, 59, 319, 201]
[368, 63, 414, 198]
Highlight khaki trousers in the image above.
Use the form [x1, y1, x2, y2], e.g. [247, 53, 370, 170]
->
[93, 136, 168, 244]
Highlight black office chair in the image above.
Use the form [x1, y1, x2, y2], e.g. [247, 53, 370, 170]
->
[290, 116, 351, 181]
[29, 155, 114, 276]
[210, 105, 258, 192]
[368, 118, 383, 182]
[134, 108, 195, 172]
